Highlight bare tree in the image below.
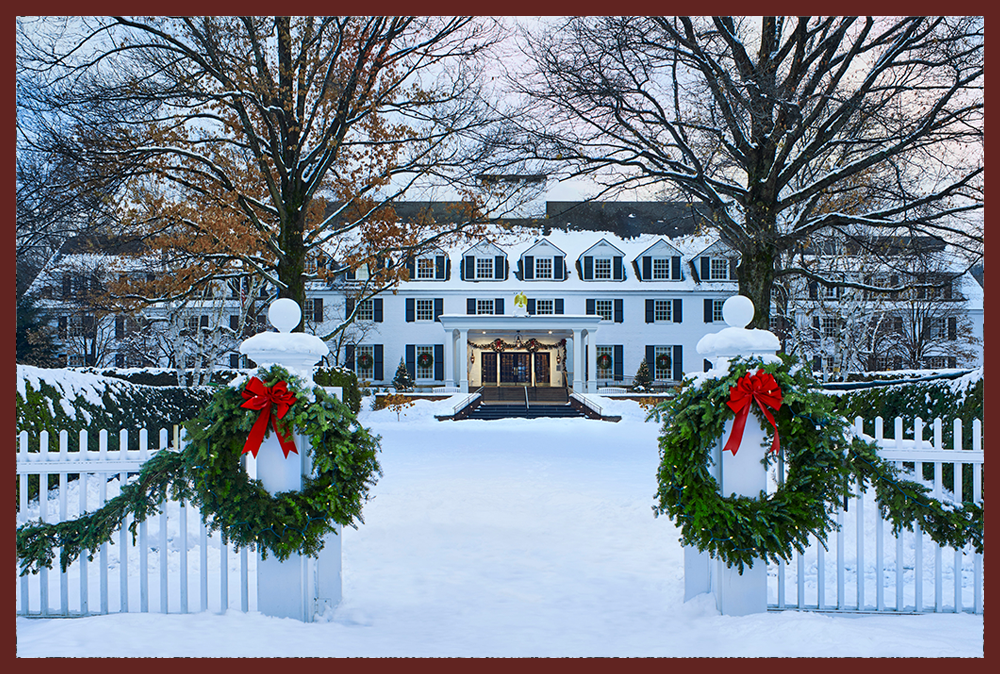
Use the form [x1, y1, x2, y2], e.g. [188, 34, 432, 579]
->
[17, 16, 530, 336]
[514, 16, 983, 328]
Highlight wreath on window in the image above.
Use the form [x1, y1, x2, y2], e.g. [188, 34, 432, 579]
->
[356, 353, 374, 370]
[417, 352, 434, 368]
[597, 353, 613, 370]
[655, 353, 671, 371]
[650, 355, 983, 573]
[16, 365, 383, 575]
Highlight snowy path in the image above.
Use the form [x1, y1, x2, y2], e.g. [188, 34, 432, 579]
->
[16, 398, 983, 657]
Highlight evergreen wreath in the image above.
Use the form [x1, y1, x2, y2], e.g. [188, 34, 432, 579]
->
[655, 353, 671, 371]
[356, 353, 374, 370]
[417, 352, 434, 368]
[652, 355, 983, 573]
[597, 353, 613, 370]
[17, 365, 382, 576]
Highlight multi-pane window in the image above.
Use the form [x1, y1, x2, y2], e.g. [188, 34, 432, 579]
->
[653, 300, 671, 322]
[926, 317, 946, 339]
[535, 257, 553, 279]
[416, 298, 434, 321]
[185, 316, 200, 333]
[356, 345, 374, 379]
[595, 299, 613, 321]
[417, 257, 435, 279]
[709, 258, 729, 280]
[596, 346, 614, 379]
[712, 299, 725, 322]
[653, 346, 672, 380]
[356, 299, 374, 321]
[652, 258, 670, 279]
[69, 316, 86, 337]
[823, 284, 838, 299]
[821, 317, 837, 339]
[594, 258, 612, 279]
[476, 257, 494, 279]
[536, 299, 554, 315]
[477, 299, 495, 315]
[67, 353, 85, 367]
[416, 345, 434, 379]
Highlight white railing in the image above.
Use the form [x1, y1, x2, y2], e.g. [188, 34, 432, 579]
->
[569, 392, 603, 417]
[16, 428, 256, 617]
[769, 416, 983, 615]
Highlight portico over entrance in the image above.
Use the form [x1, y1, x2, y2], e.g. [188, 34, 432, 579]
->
[437, 313, 603, 393]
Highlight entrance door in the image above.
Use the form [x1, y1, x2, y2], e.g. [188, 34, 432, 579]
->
[533, 352, 550, 385]
[481, 352, 497, 384]
[500, 352, 530, 384]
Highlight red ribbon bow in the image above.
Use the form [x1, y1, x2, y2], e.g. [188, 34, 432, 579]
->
[723, 371, 783, 456]
[240, 377, 298, 458]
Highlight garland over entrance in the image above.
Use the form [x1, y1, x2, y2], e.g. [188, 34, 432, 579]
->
[16, 365, 382, 575]
[652, 355, 983, 573]
[468, 336, 566, 353]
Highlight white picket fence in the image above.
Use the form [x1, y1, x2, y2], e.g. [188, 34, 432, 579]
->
[769, 417, 984, 615]
[16, 427, 258, 617]
[16, 416, 984, 618]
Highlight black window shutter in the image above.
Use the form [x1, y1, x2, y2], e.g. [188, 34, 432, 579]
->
[586, 299, 596, 315]
[445, 258, 452, 281]
[613, 345, 624, 381]
[673, 299, 682, 323]
[613, 256, 623, 280]
[645, 346, 655, 376]
[673, 345, 683, 381]
[116, 316, 125, 339]
[374, 298, 383, 322]
[434, 298, 443, 321]
[524, 256, 534, 280]
[813, 316, 821, 336]
[704, 359, 713, 372]
[435, 255, 445, 279]
[948, 317, 957, 340]
[228, 353, 239, 369]
[704, 299, 713, 322]
[494, 255, 505, 280]
[464, 256, 475, 281]
[62, 276, 72, 299]
[554, 256, 564, 280]
[405, 298, 415, 322]
[944, 281, 953, 300]
[700, 257, 710, 281]
[346, 267, 356, 281]
[229, 315, 239, 332]
[808, 282, 818, 299]
[642, 256, 652, 280]
[813, 356, 822, 371]
[346, 344, 355, 371]
[671, 256, 681, 280]
[313, 298, 323, 323]
[374, 344, 384, 380]
[405, 257, 415, 280]
[527, 298, 536, 315]
[467, 298, 476, 315]
[729, 258, 737, 280]
[614, 299, 623, 323]
[584, 256, 593, 280]
[894, 316, 903, 333]
[434, 344, 444, 380]
[645, 299, 654, 323]
[494, 298, 504, 315]
[554, 298, 564, 314]
[200, 314, 209, 328]
[58, 316, 67, 338]
[405, 345, 415, 377]
[346, 298, 355, 319]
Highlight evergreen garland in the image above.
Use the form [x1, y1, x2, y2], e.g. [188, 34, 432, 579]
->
[17, 365, 382, 576]
[652, 355, 983, 573]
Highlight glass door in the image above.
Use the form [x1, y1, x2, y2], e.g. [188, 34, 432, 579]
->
[499, 352, 530, 384]
[533, 352, 550, 385]
[481, 351, 497, 384]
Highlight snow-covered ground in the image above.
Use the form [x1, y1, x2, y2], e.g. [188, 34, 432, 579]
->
[16, 396, 983, 657]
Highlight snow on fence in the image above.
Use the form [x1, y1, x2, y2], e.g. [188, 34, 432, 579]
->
[16, 427, 256, 617]
[769, 417, 984, 615]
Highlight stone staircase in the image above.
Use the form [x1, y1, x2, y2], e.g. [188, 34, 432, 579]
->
[463, 402, 588, 421]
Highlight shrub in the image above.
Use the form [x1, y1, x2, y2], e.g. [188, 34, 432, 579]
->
[313, 366, 362, 414]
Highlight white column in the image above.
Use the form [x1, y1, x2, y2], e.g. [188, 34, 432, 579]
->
[586, 329, 597, 393]
[571, 329, 584, 393]
[458, 329, 469, 392]
[443, 329, 455, 388]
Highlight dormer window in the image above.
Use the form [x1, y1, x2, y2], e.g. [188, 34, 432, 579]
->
[405, 252, 449, 281]
[694, 242, 738, 282]
[461, 242, 508, 282]
[652, 258, 670, 279]
[709, 258, 729, 280]
[635, 240, 683, 281]
[534, 257, 552, 279]
[520, 240, 567, 282]
[476, 257, 494, 279]
[417, 257, 435, 279]
[594, 257, 612, 279]
[579, 239, 626, 281]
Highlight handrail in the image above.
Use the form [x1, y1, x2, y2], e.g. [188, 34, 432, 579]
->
[524, 385, 529, 409]
[452, 387, 484, 415]
[569, 391, 603, 417]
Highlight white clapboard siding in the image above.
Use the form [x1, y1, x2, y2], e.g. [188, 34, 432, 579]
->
[770, 416, 983, 615]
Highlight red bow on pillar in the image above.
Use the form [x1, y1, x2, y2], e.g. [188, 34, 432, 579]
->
[723, 371, 783, 455]
[240, 377, 298, 458]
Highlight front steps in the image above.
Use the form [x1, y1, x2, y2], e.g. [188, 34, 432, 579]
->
[463, 403, 588, 421]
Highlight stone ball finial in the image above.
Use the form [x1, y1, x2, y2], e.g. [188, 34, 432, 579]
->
[269, 298, 301, 333]
[723, 295, 755, 328]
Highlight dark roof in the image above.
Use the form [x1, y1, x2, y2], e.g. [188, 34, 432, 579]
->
[541, 201, 711, 239]
[57, 234, 147, 256]
[844, 236, 946, 256]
